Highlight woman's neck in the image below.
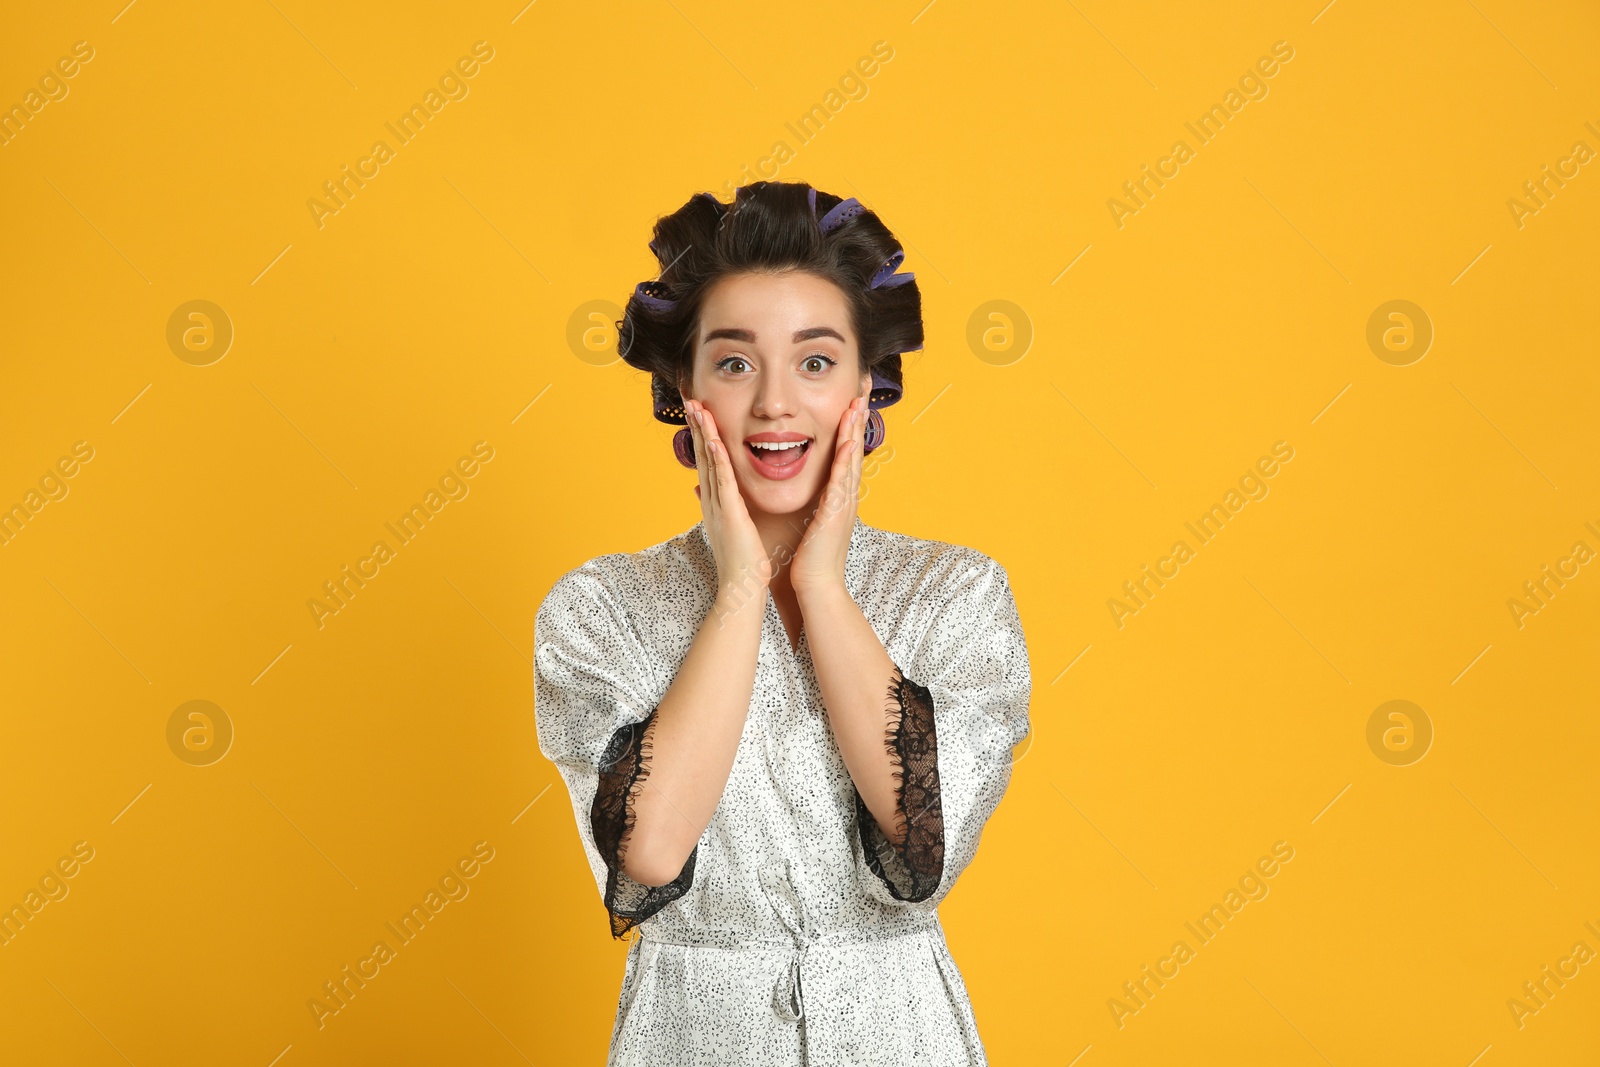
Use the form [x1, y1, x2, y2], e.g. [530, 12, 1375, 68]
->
[748, 501, 816, 599]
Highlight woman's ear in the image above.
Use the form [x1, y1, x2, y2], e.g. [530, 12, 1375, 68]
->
[859, 367, 872, 398]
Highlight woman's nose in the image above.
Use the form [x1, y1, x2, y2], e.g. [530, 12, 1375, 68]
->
[752, 373, 795, 418]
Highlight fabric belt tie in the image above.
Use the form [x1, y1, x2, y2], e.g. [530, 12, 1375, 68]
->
[639, 859, 935, 1026]
[761, 859, 934, 1024]
[760, 858, 814, 1023]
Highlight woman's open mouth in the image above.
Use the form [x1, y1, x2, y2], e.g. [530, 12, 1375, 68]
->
[744, 435, 812, 481]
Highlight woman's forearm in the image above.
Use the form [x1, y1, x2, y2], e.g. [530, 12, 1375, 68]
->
[796, 581, 907, 847]
[620, 586, 765, 886]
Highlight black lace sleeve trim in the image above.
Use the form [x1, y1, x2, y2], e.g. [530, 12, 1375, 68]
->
[855, 662, 944, 903]
[592, 708, 697, 939]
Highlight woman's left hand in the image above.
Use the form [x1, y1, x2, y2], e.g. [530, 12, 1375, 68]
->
[789, 396, 867, 596]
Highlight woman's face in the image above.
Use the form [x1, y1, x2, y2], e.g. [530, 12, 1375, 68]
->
[684, 270, 872, 520]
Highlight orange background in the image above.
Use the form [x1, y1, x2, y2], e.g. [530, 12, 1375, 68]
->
[2, 1, 1597, 1064]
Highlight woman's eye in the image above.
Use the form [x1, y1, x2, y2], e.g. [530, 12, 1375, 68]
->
[716, 356, 750, 374]
[803, 354, 837, 373]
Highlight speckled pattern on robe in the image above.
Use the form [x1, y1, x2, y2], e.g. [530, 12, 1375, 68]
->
[534, 516, 1032, 1066]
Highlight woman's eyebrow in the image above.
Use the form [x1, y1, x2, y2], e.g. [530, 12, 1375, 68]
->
[703, 326, 846, 344]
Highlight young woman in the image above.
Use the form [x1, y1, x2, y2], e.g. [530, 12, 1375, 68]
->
[533, 181, 1032, 1065]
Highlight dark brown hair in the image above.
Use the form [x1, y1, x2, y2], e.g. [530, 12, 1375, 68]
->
[617, 181, 923, 423]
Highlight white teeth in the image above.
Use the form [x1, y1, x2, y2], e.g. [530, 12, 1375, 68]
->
[749, 440, 808, 451]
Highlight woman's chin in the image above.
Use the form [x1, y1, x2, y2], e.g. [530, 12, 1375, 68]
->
[736, 473, 821, 519]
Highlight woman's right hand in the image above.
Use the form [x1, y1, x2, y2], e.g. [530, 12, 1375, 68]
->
[685, 398, 774, 603]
